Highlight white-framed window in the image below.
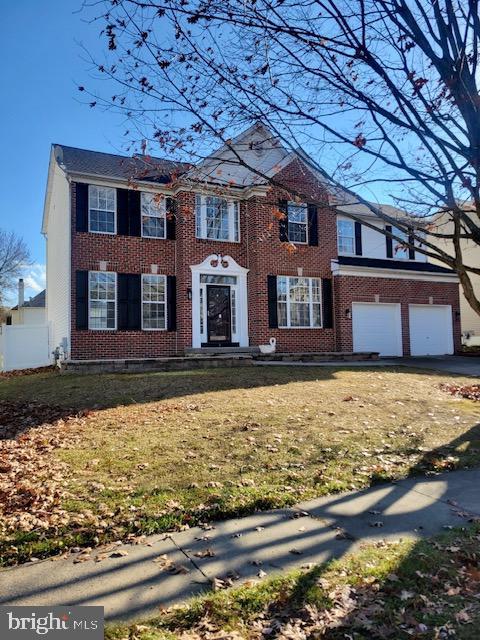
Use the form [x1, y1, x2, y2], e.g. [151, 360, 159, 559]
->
[337, 219, 355, 254]
[287, 202, 308, 244]
[88, 271, 116, 330]
[277, 276, 322, 328]
[88, 185, 116, 234]
[393, 226, 409, 259]
[195, 194, 240, 242]
[141, 192, 166, 239]
[142, 274, 167, 330]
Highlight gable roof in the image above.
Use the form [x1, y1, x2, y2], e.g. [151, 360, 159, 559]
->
[53, 144, 190, 184]
[11, 289, 46, 311]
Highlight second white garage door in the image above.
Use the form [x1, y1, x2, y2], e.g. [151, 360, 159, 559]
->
[409, 305, 453, 356]
[352, 303, 403, 356]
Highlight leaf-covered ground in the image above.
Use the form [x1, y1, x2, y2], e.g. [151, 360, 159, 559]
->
[106, 524, 480, 640]
[1, 366, 480, 565]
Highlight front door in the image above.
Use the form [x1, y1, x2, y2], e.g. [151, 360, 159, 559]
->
[206, 285, 232, 345]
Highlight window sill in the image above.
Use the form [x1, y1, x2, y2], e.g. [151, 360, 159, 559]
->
[196, 236, 241, 244]
[141, 233, 168, 240]
[277, 326, 324, 330]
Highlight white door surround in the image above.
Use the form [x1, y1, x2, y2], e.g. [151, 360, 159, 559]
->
[352, 302, 403, 357]
[409, 304, 454, 356]
[190, 254, 249, 348]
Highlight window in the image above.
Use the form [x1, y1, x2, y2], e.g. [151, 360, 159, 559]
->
[277, 276, 322, 328]
[337, 219, 355, 254]
[88, 271, 116, 329]
[88, 186, 116, 234]
[195, 194, 240, 242]
[141, 192, 166, 238]
[393, 226, 409, 259]
[287, 202, 308, 244]
[142, 274, 167, 330]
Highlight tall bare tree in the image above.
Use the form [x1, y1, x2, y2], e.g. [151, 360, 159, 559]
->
[82, 0, 480, 315]
[0, 231, 31, 304]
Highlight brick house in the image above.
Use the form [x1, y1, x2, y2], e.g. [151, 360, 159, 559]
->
[42, 123, 461, 362]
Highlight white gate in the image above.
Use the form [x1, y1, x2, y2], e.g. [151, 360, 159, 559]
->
[0, 324, 51, 371]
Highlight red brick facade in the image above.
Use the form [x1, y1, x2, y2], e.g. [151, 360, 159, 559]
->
[69, 159, 460, 360]
[334, 276, 461, 356]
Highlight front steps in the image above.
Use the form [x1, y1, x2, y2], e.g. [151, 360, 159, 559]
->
[184, 346, 260, 356]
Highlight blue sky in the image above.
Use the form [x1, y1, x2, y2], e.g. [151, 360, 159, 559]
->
[1, 1, 126, 304]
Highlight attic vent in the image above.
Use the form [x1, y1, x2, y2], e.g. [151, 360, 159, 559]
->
[249, 139, 266, 157]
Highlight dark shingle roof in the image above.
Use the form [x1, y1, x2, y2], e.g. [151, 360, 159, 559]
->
[337, 256, 455, 274]
[53, 144, 190, 184]
[11, 289, 46, 310]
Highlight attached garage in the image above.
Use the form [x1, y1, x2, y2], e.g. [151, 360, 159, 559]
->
[352, 302, 403, 357]
[409, 305, 453, 356]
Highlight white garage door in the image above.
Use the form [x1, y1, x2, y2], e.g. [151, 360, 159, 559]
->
[352, 303, 403, 356]
[409, 305, 453, 356]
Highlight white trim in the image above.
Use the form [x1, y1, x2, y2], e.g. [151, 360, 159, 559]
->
[287, 201, 308, 245]
[331, 260, 459, 283]
[141, 273, 167, 331]
[140, 192, 167, 240]
[336, 218, 355, 255]
[88, 271, 117, 331]
[195, 195, 240, 243]
[88, 184, 117, 235]
[190, 254, 249, 347]
[277, 276, 322, 329]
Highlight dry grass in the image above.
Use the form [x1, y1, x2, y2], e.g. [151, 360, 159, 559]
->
[1, 365, 479, 563]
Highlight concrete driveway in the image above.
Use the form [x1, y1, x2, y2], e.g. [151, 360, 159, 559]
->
[398, 355, 480, 376]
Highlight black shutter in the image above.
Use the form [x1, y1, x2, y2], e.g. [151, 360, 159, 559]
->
[117, 273, 129, 329]
[166, 197, 176, 240]
[279, 200, 288, 242]
[75, 183, 88, 232]
[117, 189, 129, 236]
[128, 190, 141, 237]
[267, 275, 278, 328]
[76, 270, 88, 330]
[386, 224, 393, 258]
[322, 278, 333, 329]
[308, 204, 318, 246]
[127, 274, 141, 329]
[354, 221, 362, 256]
[167, 275, 177, 331]
[408, 229, 415, 260]
[118, 274, 141, 330]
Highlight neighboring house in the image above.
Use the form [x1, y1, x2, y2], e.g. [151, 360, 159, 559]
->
[42, 123, 461, 362]
[6, 279, 46, 326]
[431, 210, 480, 342]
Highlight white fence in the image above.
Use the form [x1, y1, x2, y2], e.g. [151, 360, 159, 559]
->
[0, 324, 52, 372]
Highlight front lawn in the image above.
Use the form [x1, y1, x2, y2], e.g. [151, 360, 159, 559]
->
[1, 366, 480, 564]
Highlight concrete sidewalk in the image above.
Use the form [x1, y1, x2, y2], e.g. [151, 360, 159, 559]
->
[2, 468, 480, 622]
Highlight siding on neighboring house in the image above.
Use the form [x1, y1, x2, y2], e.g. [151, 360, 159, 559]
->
[431, 213, 480, 336]
[9, 307, 46, 325]
[45, 157, 71, 355]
